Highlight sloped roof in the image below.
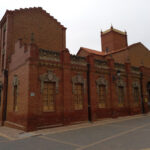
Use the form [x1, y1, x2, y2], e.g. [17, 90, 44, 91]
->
[108, 42, 150, 55]
[101, 27, 126, 35]
[78, 47, 105, 56]
[0, 7, 66, 29]
[78, 42, 147, 56]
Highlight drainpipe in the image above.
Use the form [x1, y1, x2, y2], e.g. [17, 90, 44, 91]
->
[87, 63, 91, 121]
[2, 69, 8, 124]
[140, 72, 145, 114]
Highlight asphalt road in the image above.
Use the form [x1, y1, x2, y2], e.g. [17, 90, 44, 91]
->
[0, 115, 150, 150]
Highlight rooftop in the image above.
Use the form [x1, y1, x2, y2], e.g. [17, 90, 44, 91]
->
[0, 7, 66, 29]
[101, 26, 126, 35]
[79, 42, 143, 56]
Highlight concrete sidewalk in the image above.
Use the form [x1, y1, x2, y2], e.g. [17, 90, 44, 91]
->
[0, 113, 149, 140]
[0, 113, 150, 150]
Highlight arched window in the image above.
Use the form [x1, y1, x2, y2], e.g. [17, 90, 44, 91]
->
[40, 71, 59, 112]
[96, 77, 107, 108]
[117, 79, 126, 107]
[72, 74, 86, 110]
[132, 81, 140, 103]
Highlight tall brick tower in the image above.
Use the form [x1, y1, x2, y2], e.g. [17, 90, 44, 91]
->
[101, 26, 128, 53]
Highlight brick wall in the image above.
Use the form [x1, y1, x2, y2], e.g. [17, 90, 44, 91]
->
[2, 39, 145, 131]
[0, 8, 66, 127]
[101, 29, 127, 53]
[0, 7, 66, 70]
[0, 8, 149, 131]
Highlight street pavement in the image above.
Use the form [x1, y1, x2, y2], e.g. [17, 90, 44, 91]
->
[0, 114, 150, 150]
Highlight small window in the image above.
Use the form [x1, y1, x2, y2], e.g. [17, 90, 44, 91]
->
[13, 85, 18, 111]
[118, 86, 124, 107]
[43, 82, 55, 112]
[74, 83, 83, 110]
[98, 85, 106, 108]
[133, 87, 139, 102]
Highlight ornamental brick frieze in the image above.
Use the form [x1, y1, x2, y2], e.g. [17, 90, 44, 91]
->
[94, 60, 108, 69]
[131, 74, 141, 79]
[95, 68, 109, 74]
[96, 77, 108, 94]
[131, 66, 140, 75]
[72, 73, 86, 94]
[39, 61, 62, 68]
[71, 55, 87, 66]
[115, 63, 125, 72]
[71, 66, 87, 72]
[39, 48, 60, 62]
[40, 70, 59, 93]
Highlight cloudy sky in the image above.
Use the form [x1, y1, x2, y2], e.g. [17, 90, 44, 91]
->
[0, 0, 150, 54]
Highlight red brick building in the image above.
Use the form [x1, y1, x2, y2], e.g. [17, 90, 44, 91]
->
[0, 7, 150, 131]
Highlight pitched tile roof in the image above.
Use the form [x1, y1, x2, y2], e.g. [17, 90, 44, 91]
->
[79, 47, 105, 56]
[78, 42, 143, 56]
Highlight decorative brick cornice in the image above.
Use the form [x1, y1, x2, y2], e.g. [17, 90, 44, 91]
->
[71, 55, 87, 66]
[115, 63, 125, 72]
[39, 48, 60, 62]
[39, 61, 62, 68]
[95, 59, 108, 69]
[131, 66, 140, 75]
[0, 7, 66, 29]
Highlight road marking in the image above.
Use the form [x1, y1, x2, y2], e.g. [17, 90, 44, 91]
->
[105, 124, 132, 128]
[40, 136, 81, 147]
[76, 123, 150, 150]
[0, 133, 14, 141]
[41, 114, 148, 136]
[0, 140, 9, 143]
[140, 128, 150, 132]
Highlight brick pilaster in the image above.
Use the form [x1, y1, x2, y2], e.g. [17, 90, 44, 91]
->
[108, 58, 118, 118]
[61, 49, 72, 125]
[125, 62, 134, 114]
[87, 55, 97, 121]
[140, 66, 149, 113]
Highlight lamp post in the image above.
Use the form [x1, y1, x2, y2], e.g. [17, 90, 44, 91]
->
[140, 72, 145, 113]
